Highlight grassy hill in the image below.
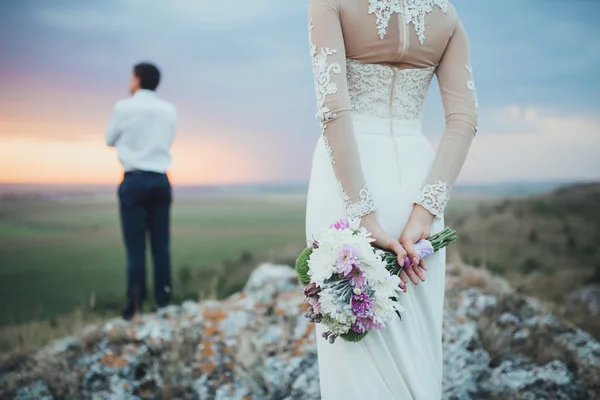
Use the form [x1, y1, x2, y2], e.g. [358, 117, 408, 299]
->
[446, 182, 600, 303]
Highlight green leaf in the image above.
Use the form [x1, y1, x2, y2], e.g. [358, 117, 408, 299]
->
[295, 247, 313, 286]
[340, 330, 369, 342]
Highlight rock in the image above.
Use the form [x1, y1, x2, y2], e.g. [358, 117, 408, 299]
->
[12, 380, 54, 400]
[474, 293, 600, 398]
[478, 359, 581, 399]
[2, 263, 600, 399]
[442, 312, 490, 400]
[567, 287, 600, 317]
[243, 263, 299, 304]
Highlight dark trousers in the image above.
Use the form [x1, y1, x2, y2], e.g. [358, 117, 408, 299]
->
[118, 171, 172, 310]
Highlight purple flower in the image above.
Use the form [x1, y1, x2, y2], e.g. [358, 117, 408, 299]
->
[351, 317, 383, 333]
[351, 291, 374, 318]
[330, 219, 350, 231]
[404, 239, 435, 267]
[335, 244, 359, 276]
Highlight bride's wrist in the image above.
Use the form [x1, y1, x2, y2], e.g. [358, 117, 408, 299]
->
[360, 212, 379, 228]
[411, 204, 435, 225]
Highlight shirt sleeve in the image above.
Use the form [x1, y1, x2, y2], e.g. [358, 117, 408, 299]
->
[415, 19, 478, 218]
[105, 102, 125, 147]
[308, 0, 376, 220]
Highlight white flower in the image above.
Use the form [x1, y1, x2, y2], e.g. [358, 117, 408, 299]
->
[376, 274, 401, 297]
[349, 218, 361, 231]
[353, 288, 362, 295]
[308, 246, 336, 286]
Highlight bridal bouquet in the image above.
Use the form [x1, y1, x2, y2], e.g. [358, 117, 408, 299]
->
[296, 218, 457, 344]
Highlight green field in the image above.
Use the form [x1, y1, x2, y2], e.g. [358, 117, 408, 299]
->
[0, 194, 307, 327]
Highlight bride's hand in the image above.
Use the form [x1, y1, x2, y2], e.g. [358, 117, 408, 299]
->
[361, 213, 408, 292]
[398, 204, 435, 287]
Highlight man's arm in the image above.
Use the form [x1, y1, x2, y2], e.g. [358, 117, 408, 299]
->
[105, 102, 125, 147]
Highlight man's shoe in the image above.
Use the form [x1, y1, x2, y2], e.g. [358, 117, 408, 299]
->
[121, 303, 140, 321]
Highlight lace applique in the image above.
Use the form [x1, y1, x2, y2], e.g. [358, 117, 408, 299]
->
[415, 181, 449, 218]
[309, 21, 376, 219]
[309, 23, 341, 135]
[347, 60, 436, 120]
[344, 186, 376, 220]
[465, 65, 479, 109]
[403, 0, 449, 45]
[368, 0, 402, 40]
[368, 0, 448, 44]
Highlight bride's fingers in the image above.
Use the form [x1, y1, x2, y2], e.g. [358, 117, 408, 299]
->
[401, 238, 419, 270]
[388, 240, 407, 267]
[404, 265, 419, 285]
[399, 271, 408, 283]
[398, 280, 406, 292]
[419, 259, 428, 271]
[412, 263, 425, 282]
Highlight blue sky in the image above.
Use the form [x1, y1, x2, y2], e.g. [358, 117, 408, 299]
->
[1, 0, 599, 184]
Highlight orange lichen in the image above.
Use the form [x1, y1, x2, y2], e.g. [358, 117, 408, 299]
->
[203, 308, 228, 323]
[200, 361, 216, 374]
[274, 307, 289, 316]
[200, 343, 216, 358]
[204, 324, 220, 337]
[291, 346, 306, 357]
[305, 323, 315, 334]
[101, 353, 128, 368]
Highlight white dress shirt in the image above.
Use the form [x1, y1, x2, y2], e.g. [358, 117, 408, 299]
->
[106, 89, 177, 173]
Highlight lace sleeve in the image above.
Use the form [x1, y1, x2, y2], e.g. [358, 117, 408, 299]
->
[308, 0, 376, 220]
[416, 19, 478, 218]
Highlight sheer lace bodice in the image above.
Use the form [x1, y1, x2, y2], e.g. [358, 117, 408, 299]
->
[308, 0, 478, 219]
[347, 60, 435, 121]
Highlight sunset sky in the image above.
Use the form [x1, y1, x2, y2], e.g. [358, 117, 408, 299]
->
[1, 0, 599, 185]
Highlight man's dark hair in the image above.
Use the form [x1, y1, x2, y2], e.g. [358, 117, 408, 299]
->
[133, 62, 161, 90]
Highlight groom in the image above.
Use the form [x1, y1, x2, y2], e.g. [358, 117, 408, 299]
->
[105, 62, 178, 320]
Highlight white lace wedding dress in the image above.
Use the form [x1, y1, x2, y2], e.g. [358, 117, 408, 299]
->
[305, 0, 478, 398]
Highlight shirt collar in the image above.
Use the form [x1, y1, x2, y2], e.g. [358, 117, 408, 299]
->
[134, 89, 157, 98]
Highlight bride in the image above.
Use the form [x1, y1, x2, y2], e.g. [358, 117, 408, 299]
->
[304, 0, 478, 398]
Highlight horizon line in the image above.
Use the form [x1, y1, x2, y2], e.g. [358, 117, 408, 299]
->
[0, 179, 597, 188]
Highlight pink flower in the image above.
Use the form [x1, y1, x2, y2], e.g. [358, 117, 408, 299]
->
[335, 244, 359, 276]
[308, 296, 322, 315]
[349, 266, 367, 289]
[330, 218, 350, 231]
